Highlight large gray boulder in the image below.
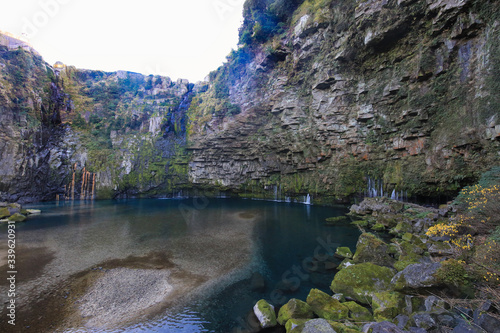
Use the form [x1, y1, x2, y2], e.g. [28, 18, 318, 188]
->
[302, 319, 337, 333]
[391, 263, 442, 291]
[362, 321, 405, 333]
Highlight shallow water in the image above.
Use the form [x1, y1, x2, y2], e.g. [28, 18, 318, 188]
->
[0, 198, 361, 332]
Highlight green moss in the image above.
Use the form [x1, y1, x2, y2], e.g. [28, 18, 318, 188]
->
[330, 263, 396, 304]
[372, 292, 405, 322]
[344, 301, 373, 322]
[306, 288, 349, 321]
[277, 298, 314, 326]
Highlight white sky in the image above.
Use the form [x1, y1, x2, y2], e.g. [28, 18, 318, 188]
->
[0, 0, 245, 82]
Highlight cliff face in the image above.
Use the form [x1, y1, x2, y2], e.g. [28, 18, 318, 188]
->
[0, 0, 499, 203]
[187, 0, 500, 201]
[0, 41, 192, 202]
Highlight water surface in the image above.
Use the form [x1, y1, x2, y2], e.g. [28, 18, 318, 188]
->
[0, 198, 360, 332]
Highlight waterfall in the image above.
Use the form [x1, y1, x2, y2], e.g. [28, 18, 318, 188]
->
[304, 194, 311, 205]
[366, 177, 406, 202]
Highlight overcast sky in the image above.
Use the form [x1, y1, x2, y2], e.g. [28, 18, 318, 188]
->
[0, 0, 245, 82]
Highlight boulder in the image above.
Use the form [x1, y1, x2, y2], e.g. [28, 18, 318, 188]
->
[301, 319, 337, 333]
[286, 318, 309, 333]
[253, 299, 277, 328]
[390, 222, 413, 236]
[335, 247, 353, 259]
[352, 233, 395, 267]
[26, 209, 42, 215]
[338, 259, 356, 270]
[344, 301, 373, 322]
[428, 242, 454, 256]
[328, 320, 361, 333]
[411, 312, 437, 330]
[8, 213, 26, 222]
[331, 263, 396, 304]
[306, 288, 349, 321]
[391, 263, 442, 291]
[362, 321, 406, 333]
[372, 292, 405, 322]
[278, 298, 315, 325]
[0, 207, 10, 219]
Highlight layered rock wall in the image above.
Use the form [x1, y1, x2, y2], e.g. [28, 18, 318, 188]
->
[187, 0, 500, 201]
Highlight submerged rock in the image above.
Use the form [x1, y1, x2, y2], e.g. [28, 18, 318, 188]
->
[253, 299, 277, 329]
[331, 263, 396, 304]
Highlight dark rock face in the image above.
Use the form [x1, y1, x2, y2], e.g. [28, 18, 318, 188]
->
[187, 0, 500, 201]
[1, 0, 500, 203]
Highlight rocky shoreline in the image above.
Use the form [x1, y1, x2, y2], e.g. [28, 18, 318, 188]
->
[0, 202, 40, 223]
[250, 197, 500, 333]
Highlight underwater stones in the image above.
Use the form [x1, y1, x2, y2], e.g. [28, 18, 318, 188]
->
[306, 288, 349, 321]
[372, 292, 405, 322]
[335, 246, 353, 259]
[253, 299, 277, 329]
[278, 298, 315, 325]
[391, 263, 442, 291]
[331, 263, 396, 304]
[352, 233, 395, 267]
[250, 272, 266, 292]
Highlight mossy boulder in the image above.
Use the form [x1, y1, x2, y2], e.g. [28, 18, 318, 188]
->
[371, 223, 386, 232]
[8, 213, 26, 222]
[0, 207, 10, 219]
[306, 288, 349, 321]
[290, 318, 337, 333]
[390, 222, 413, 236]
[330, 263, 396, 304]
[352, 233, 395, 267]
[351, 219, 369, 227]
[278, 298, 315, 325]
[253, 299, 277, 328]
[338, 259, 356, 270]
[335, 246, 353, 259]
[391, 263, 442, 291]
[326, 216, 349, 224]
[286, 318, 308, 333]
[344, 301, 373, 322]
[372, 291, 405, 322]
[327, 320, 362, 333]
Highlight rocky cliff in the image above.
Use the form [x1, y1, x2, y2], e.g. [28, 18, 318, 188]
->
[0, 0, 499, 203]
[0, 40, 192, 202]
[187, 0, 500, 202]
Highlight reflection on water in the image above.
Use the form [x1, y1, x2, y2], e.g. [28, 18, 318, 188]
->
[0, 198, 360, 332]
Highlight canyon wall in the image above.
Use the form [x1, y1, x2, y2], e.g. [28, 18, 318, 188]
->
[0, 0, 499, 203]
[187, 0, 500, 202]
